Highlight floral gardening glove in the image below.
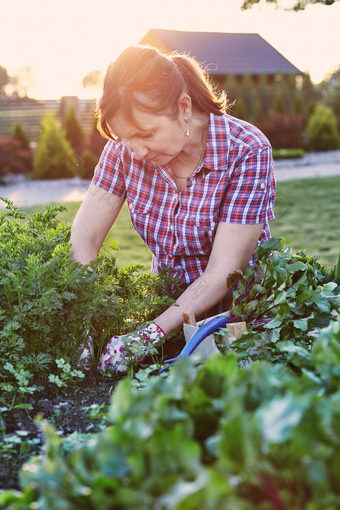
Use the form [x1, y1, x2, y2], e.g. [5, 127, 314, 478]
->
[98, 322, 165, 374]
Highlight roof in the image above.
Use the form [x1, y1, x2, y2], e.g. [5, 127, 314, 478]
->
[139, 29, 303, 75]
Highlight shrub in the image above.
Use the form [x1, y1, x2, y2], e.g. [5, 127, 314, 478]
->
[0, 199, 176, 398]
[64, 105, 84, 154]
[12, 122, 32, 172]
[232, 97, 247, 121]
[257, 112, 305, 149]
[272, 148, 305, 159]
[306, 104, 340, 151]
[0, 135, 31, 179]
[12, 122, 31, 152]
[86, 116, 107, 157]
[33, 113, 77, 179]
[78, 149, 98, 179]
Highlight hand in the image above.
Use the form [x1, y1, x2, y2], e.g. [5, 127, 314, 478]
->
[98, 322, 165, 373]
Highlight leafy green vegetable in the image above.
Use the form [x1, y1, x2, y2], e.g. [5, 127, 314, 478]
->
[0, 197, 177, 403]
[3, 321, 340, 509]
[223, 237, 340, 367]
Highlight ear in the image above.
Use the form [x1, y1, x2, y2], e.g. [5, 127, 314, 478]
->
[178, 92, 192, 119]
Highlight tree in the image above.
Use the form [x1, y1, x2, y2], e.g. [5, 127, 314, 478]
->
[253, 96, 266, 123]
[272, 87, 285, 114]
[241, 0, 339, 11]
[78, 149, 99, 179]
[10, 67, 35, 97]
[239, 73, 255, 120]
[233, 97, 248, 120]
[306, 104, 340, 151]
[82, 70, 101, 91]
[0, 65, 10, 93]
[257, 74, 273, 117]
[301, 72, 317, 119]
[12, 122, 31, 152]
[319, 65, 340, 131]
[64, 105, 84, 154]
[33, 113, 77, 179]
[12, 122, 32, 171]
[86, 115, 106, 157]
[224, 74, 239, 106]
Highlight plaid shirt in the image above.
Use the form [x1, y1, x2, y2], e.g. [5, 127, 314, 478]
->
[92, 113, 276, 288]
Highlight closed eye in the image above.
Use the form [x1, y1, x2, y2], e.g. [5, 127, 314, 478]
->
[141, 131, 155, 140]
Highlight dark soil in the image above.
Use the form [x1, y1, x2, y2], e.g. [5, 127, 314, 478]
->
[0, 370, 119, 491]
[0, 334, 185, 491]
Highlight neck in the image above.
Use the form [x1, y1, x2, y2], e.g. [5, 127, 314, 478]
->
[171, 112, 209, 178]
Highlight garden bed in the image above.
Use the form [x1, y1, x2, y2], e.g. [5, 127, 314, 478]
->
[1, 199, 340, 508]
[1, 372, 116, 490]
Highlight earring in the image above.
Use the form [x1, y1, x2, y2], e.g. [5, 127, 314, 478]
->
[186, 124, 190, 137]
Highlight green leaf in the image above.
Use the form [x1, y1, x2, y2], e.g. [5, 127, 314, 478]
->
[294, 318, 309, 331]
[278, 343, 313, 361]
[255, 237, 285, 259]
[269, 329, 281, 343]
[13, 403, 33, 410]
[264, 316, 283, 329]
[243, 300, 259, 314]
[287, 261, 307, 273]
[257, 394, 307, 444]
[273, 291, 287, 305]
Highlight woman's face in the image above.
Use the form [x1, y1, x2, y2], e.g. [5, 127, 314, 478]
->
[108, 94, 191, 165]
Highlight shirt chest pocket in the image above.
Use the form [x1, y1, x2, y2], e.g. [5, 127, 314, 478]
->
[175, 210, 218, 256]
[128, 199, 154, 246]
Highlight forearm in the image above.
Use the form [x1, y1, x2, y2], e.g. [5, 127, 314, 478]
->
[154, 269, 230, 336]
[154, 222, 263, 337]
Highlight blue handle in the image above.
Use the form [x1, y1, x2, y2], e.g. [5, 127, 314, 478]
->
[179, 315, 229, 357]
[159, 315, 229, 373]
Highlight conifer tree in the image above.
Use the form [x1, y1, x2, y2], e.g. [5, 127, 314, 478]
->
[302, 72, 316, 118]
[284, 74, 297, 114]
[253, 96, 265, 124]
[12, 122, 32, 171]
[64, 105, 84, 154]
[234, 98, 248, 121]
[224, 74, 239, 107]
[12, 122, 31, 152]
[240, 74, 254, 120]
[306, 104, 340, 151]
[272, 87, 285, 114]
[87, 115, 106, 157]
[257, 74, 271, 117]
[33, 113, 77, 179]
[294, 91, 304, 116]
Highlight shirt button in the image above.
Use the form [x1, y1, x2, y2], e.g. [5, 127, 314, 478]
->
[260, 183, 265, 190]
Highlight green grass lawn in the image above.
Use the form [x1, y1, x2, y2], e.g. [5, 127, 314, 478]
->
[22, 175, 340, 269]
[270, 176, 340, 268]
[22, 201, 154, 270]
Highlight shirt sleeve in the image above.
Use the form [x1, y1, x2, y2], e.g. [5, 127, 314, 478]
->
[220, 145, 276, 224]
[91, 140, 127, 199]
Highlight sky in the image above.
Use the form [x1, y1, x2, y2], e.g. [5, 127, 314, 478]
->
[1, 0, 340, 100]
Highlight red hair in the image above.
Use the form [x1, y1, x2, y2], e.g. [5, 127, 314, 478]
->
[97, 45, 228, 140]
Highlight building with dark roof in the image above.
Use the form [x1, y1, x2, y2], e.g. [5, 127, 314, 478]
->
[139, 29, 303, 85]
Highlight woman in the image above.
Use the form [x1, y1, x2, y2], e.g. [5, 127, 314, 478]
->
[71, 45, 276, 373]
